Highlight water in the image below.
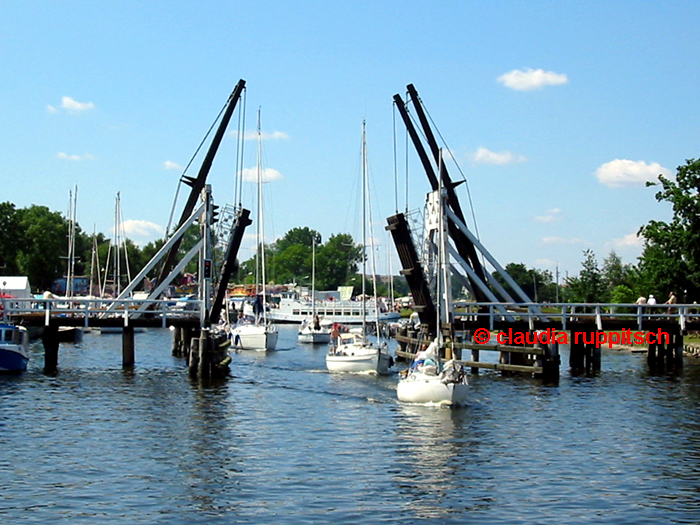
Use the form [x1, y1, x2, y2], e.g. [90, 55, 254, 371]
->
[2, 325, 700, 524]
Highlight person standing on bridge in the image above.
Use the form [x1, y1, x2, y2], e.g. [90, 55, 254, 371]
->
[635, 295, 647, 305]
[665, 291, 677, 316]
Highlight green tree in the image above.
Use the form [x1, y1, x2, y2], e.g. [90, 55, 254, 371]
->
[15, 205, 69, 291]
[638, 158, 700, 301]
[0, 202, 21, 274]
[315, 233, 362, 291]
[492, 263, 557, 302]
[565, 249, 607, 303]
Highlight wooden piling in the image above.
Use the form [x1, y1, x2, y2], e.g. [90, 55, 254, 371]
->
[42, 325, 59, 375]
[198, 329, 210, 379]
[122, 326, 135, 368]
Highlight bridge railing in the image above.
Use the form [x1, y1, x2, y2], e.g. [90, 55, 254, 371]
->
[456, 302, 700, 331]
[1, 296, 204, 328]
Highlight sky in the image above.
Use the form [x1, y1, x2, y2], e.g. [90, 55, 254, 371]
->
[2, 1, 699, 284]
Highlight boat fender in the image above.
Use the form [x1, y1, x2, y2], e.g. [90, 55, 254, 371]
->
[218, 356, 232, 368]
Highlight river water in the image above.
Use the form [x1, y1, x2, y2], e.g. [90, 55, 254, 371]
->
[1, 325, 699, 524]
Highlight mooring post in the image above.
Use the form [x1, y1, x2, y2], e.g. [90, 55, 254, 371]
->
[41, 325, 59, 375]
[569, 331, 586, 373]
[198, 328, 210, 379]
[172, 327, 182, 357]
[647, 338, 658, 368]
[122, 326, 135, 368]
[591, 334, 602, 371]
[673, 332, 684, 368]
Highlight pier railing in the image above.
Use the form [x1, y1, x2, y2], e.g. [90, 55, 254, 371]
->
[2, 296, 203, 328]
[455, 302, 700, 332]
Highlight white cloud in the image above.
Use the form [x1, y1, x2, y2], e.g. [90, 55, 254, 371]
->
[61, 96, 95, 111]
[594, 159, 672, 187]
[241, 167, 283, 183]
[117, 220, 165, 245]
[47, 104, 59, 114]
[534, 208, 562, 223]
[497, 68, 569, 91]
[541, 236, 583, 245]
[232, 130, 290, 141]
[606, 232, 644, 249]
[471, 146, 526, 165]
[535, 258, 557, 268]
[163, 160, 184, 171]
[57, 152, 95, 161]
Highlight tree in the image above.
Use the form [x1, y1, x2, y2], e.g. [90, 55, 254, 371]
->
[492, 263, 557, 303]
[638, 158, 700, 302]
[0, 202, 21, 274]
[565, 249, 607, 303]
[314, 233, 362, 291]
[15, 205, 69, 290]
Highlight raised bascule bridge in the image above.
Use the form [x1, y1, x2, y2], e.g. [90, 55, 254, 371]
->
[8, 81, 252, 379]
[387, 84, 698, 381]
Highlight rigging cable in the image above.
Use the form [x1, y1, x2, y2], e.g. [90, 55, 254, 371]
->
[164, 97, 230, 238]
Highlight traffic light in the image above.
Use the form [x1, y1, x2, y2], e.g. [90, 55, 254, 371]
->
[203, 259, 212, 279]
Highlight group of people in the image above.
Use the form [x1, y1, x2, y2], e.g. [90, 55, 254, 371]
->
[635, 291, 677, 313]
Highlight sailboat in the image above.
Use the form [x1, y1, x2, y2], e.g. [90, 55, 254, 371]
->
[98, 193, 133, 334]
[397, 152, 467, 405]
[58, 186, 83, 343]
[229, 109, 279, 351]
[298, 238, 331, 344]
[326, 121, 393, 374]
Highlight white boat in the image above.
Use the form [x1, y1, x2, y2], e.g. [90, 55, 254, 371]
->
[397, 340, 467, 405]
[326, 332, 393, 374]
[397, 153, 467, 405]
[230, 320, 278, 351]
[298, 239, 332, 344]
[227, 109, 278, 351]
[269, 294, 399, 325]
[325, 121, 393, 375]
[298, 318, 331, 344]
[0, 323, 29, 372]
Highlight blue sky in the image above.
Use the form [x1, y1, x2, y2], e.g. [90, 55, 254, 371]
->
[2, 1, 698, 282]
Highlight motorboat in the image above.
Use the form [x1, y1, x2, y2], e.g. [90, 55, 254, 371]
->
[0, 323, 29, 372]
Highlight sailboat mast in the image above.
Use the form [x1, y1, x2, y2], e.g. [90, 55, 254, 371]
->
[361, 120, 367, 334]
[114, 192, 121, 296]
[257, 108, 268, 323]
[311, 238, 316, 317]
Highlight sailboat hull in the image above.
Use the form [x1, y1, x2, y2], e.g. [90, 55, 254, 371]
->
[397, 374, 468, 406]
[230, 324, 278, 351]
[298, 325, 331, 344]
[326, 345, 392, 374]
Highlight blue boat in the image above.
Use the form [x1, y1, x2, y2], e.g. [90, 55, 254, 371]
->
[0, 323, 29, 372]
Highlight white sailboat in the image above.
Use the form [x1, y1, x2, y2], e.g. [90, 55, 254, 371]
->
[229, 109, 278, 351]
[326, 121, 393, 374]
[397, 151, 467, 405]
[298, 239, 331, 344]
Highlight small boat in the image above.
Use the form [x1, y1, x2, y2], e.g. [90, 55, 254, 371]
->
[326, 332, 393, 374]
[298, 239, 331, 344]
[397, 340, 467, 406]
[298, 317, 331, 344]
[0, 323, 29, 372]
[325, 121, 393, 375]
